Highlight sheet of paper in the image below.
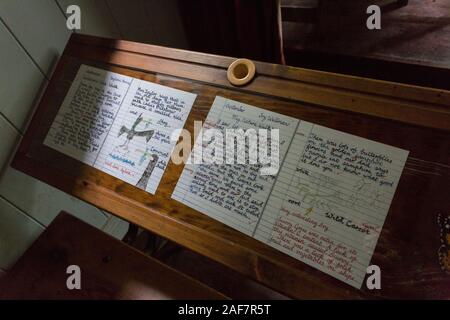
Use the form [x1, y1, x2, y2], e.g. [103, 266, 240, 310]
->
[254, 121, 409, 288]
[45, 65, 196, 194]
[93, 73, 196, 194]
[44, 65, 131, 165]
[172, 96, 299, 236]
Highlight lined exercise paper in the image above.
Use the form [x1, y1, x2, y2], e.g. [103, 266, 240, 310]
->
[93, 75, 196, 194]
[44, 65, 130, 165]
[45, 65, 196, 194]
[255, 122, 409, 288]
[172, 96, 409, 288]
[172, 96, 299, 236]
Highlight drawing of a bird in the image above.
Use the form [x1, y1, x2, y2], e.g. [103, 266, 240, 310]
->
[118, 113, 154, 148]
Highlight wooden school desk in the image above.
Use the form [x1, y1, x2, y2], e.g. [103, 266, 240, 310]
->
[12, 34, 450, 299]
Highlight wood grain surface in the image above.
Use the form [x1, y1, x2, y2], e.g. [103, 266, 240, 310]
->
[0, 212, 226, 299]
[12, 34, 450, 299]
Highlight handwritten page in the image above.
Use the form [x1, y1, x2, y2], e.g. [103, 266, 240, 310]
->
[172, 96, 299, 236]
[45, 65, 196, 194]
[172, 97, 409, 288]
[255, 122, 409, 288]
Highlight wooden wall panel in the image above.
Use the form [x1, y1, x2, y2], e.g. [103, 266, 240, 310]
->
[142, 0, 188, 48]
[106, 0, 189, 48]
[106, 0, 158, 44]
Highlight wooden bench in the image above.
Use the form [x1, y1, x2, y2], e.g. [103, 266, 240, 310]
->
[0, 212, 226, 299]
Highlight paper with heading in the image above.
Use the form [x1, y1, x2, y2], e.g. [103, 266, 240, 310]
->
[172, 96, 299, 236]
[172, 96, 409, 288]
[44, 65, 196, 194]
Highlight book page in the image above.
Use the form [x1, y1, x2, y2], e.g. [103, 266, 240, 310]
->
[254, 121, 409, 288]
[45, 65, 196, 194]
[44, 65, 132, 165]
[94, 78, 196, 194]
[172, 96, 299, 236]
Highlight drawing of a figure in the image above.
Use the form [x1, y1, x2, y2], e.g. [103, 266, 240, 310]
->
[115, 113, 159, 190]
[136, 154, 159, 190]
[139, 147, 152, 166]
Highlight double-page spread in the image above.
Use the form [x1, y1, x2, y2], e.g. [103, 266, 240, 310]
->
[46, 65, 409, 289]
[172, 96, 409, 289]
[44, 65, 197, 194]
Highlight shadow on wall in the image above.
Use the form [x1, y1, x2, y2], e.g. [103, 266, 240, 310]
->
[0, 0, 188, 272]
[0, 0, 198, 271]
[0, 51, 115, 271]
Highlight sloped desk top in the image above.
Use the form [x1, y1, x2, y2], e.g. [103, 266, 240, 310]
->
[13, 33, 450, 299]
